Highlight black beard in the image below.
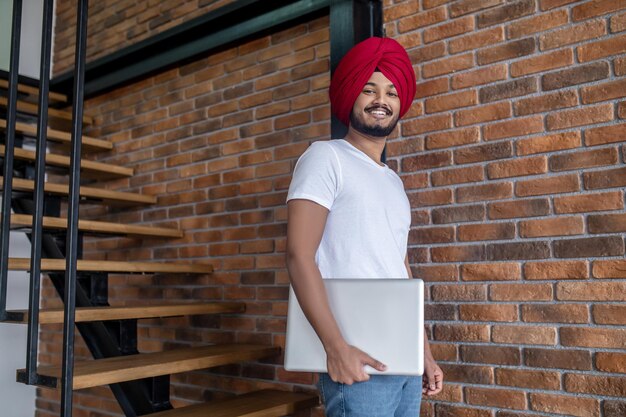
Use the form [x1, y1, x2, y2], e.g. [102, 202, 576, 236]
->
[349, 108, 399, 137]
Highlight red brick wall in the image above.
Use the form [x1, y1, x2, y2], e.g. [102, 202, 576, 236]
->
[38, 1, 626, 416]
[53, 0, 236, 75]
[383, 1, 626, 416]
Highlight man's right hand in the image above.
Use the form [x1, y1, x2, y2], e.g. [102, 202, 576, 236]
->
[325, 342, 387, 385]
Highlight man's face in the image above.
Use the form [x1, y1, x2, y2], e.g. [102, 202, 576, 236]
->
[349, 71, 402, 137]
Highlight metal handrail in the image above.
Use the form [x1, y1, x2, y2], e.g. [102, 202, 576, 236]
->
[60, 0, 89, 415]
[26, 0, 55, 385]
[0, 0, 23, 322]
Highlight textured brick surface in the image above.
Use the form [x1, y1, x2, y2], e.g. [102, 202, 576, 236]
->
[41, 2, 626, 417]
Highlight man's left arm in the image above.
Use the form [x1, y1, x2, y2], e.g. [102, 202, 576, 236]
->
[404, 254, 444, 396]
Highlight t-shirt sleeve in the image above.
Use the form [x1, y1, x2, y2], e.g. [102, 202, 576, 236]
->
[286, 141, 342, 210]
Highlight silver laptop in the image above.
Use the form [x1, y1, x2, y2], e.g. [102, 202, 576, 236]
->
[284, 279, 424, 376]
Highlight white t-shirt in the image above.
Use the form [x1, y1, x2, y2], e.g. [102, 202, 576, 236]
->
[286, 139, 411, 279]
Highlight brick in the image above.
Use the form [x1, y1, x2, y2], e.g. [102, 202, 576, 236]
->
[493, 325, 556, 345]
[522, 304, 589, 323]
[431, 245, 485, 262]
[497, 369, 561, 390]
[465, 386, 527, 409]
[524, 261, 589, 280]
[605, 401, 626, 417]
[594, 305, 626, 325]
[384, 0, 421, 21]
[566, 374, 626, 398]
[414, 264, 459, 282]
[572, 0, 626, 21]
[578, 33, 626, 62]
[442, 363, 494, 385]
[554, 191, 623, 214]
[584, 166, 626, 189]
[423, 53, 474, 78]
[458, 223, 515, 242]
[434, 324, 490, 342]
[460, 304, 518, 321]
[585, 123, 626, 145]
[425, 90, 478, 114]
[415, 77, 449, 99]
[456, 102, 512, 126]
[620, 101, 626, 118]
[516, 174, 580, 197]
[511, 48, 573, 77]
[433, 205, 485, 224]
[454, 142, 513, 164]
[477, 0, 535, 28]
[426, 127, 480, 150]
[402, 113, 452, 135]
[542, 61, 609, 91]
[546, 103, 613, 130]
[435, 404, 492, 417]
[540, 0, 580, 10]
[432, 284, 488, 301]
[410, 226, 455, 244]
[477, 37, 535, 65]
[588, 205, 626, 231]
[451, 64, 507, 89]
[397, 7, 447, 33]
[508, 9, 569, 39]
[516, 131, 581, 156]
[592, 260, 626, 278]
[555, 235, 625, 258]
[449, 27, 504, 54]
[461, 345, 521, 365]
[432, 166, 484, 187]
[480, 77, 537, 103]
[582, 78, 626, 104]
[612, 11, 626, 32]
[551, 148, 618, 171]
[483, 116, 543, 140]
[408, 188, 454, 207]
[487, 241, 551, 260]
[490, 283, 553, 301]
[557, 281, 626, 301]
[409, 42, 446, 64]
[530, 393, 599, 417]
[400, 173, 429, 190]
[487, 155, 547, 179]
[596, 352, 626, 374]
[540, 19, 607, 50]
[616, 56, 626, 76]
[488, 198, 550, 219]
[520, 216, 584, 238]
[524, 347, 592, 370]
[425, 303, 456, 321]
[456, 182, 513, 203]
[450, 0, 504, 17]
[514, 90, 579, 116]
[424, 16, 474, 43]
[401, 151, 452, 171]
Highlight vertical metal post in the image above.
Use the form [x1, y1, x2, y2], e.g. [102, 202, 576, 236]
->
[0, 0, 23, 321]
[26, 0, 55, 384]
[61, 0, 89, 414]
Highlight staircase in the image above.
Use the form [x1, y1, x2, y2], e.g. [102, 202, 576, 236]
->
[0, 77, 318, 416]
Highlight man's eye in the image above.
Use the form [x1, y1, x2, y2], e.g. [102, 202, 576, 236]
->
[363, 89, 374, 94]
[388, 92, 398, 97]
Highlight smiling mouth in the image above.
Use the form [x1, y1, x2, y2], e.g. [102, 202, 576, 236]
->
[365, 106, 392, 118]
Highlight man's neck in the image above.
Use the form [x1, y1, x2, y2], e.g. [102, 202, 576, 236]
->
[343, 128, 387, 166]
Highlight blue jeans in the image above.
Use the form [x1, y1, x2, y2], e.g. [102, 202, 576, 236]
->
[317, 373, 423, 417]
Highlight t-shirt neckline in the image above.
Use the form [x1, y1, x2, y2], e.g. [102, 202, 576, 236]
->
[336, 139, 388, 170]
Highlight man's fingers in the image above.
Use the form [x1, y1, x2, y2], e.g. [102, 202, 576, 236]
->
[362, 354, 387, 372]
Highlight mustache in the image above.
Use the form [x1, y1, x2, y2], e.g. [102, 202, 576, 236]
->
[365, 105, 392, 116]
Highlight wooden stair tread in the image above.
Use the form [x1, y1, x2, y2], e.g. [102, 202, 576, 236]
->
[0, 176, 156, 205]
[146, 389, 319, 417]
[10, 214, 183, 238]
[0, 144, 133, 178]
[5, 302, 245, 324]
[8, 258, 212, 274]
[19, 344, 280, 390]
[0, 96, 92, 124]
[0, 119, 112, 151]
[0, 79, 67, 103]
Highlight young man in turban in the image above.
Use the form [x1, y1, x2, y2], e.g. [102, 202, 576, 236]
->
[286, 37, 443, 416]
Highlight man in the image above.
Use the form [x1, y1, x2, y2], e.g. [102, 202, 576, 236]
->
[285, 37, 443, 416]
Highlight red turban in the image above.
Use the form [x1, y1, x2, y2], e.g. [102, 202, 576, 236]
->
[329, 37, 416, 127]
